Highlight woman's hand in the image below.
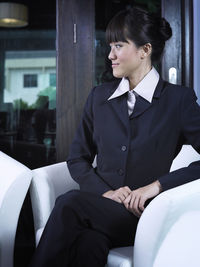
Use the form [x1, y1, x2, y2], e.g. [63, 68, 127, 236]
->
[102, 186, 132, 203]
[102, 181, 162, 217]
[123, 180, 162, 217]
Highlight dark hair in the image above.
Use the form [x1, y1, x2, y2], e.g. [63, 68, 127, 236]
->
[106, 7, 172, 63]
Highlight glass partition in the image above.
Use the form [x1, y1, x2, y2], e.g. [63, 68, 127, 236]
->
[0, 31, 56, 169]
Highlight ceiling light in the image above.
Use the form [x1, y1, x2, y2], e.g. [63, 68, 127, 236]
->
[0, 2, 28, 28]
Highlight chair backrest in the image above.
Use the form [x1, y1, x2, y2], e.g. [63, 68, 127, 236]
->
[133, 145, 200, 267]
[0, 151, 32, 267]
[30, 162, 79, 234]
[170, 144, 200, 171]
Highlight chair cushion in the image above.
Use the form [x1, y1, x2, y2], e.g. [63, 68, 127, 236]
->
[106, 246, 133, 267]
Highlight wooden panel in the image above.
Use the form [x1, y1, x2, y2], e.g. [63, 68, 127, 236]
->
[75, 0, 95, 120]
[56, 0, 95, 162]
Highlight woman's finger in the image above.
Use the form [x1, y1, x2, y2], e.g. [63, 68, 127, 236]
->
[133, 195, 142, 217]
[123, 194, 131, 209]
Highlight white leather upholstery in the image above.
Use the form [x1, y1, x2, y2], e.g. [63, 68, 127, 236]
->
[30, 162, 79, 234]
[30, 145, 200, 267]
[153, 211, 200, 267]
[106, 246, 133, 267]
[133, 178, 200, 267]
[170, 144, 200, 171]
[0, 151, 32, 267]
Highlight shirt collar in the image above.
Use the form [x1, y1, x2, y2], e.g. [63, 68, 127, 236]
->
[108, 67, 160, 103]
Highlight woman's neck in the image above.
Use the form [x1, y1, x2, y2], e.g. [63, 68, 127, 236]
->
[128, 63, 152, 90]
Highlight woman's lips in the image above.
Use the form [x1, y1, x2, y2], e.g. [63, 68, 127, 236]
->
[112, 63, 119, 68]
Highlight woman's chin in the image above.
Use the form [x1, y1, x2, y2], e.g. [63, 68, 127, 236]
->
[113, 72, 124, 78]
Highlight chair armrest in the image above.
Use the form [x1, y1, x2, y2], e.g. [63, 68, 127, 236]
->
[133, 178, 200, 267]
[30, 162, 79, 234]
[153, 211, 200, 267]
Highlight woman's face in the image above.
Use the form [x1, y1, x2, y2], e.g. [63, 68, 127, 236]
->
[108, 39, 144, 79]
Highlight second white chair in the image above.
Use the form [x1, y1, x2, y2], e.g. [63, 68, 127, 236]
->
[0, 151, 32, 267]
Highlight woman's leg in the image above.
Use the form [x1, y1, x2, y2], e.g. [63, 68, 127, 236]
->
[29, 190, 138, 267]
[69, 229, 112, 267]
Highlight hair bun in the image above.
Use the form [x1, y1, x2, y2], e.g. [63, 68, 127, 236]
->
[158, 17, 172, 41]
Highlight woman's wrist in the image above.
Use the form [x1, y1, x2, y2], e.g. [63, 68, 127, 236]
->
[155, 180, 162, 194]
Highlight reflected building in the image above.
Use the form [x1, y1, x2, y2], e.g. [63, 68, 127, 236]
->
[4, 50, 56, 107]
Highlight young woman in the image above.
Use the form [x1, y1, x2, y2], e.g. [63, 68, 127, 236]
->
[29, 6, 200, 267]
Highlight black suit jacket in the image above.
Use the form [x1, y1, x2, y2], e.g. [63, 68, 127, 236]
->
[67, 79, 200, 195]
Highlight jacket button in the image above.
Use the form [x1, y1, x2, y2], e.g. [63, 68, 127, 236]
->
[118, 169, 124, 176]
[121, 145, 127, 152]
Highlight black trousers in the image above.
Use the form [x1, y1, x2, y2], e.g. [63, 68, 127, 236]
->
[29, 190, 139, 267]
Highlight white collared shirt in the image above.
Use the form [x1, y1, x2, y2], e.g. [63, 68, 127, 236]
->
[108, 67, 160, 115]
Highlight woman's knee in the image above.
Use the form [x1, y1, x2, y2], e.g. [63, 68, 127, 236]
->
[55, 190, 83, 208]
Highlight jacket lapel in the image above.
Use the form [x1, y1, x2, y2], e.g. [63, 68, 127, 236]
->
[130, 95, 151, 118]
[130, 78, 164, 119]
[106, 78, 164, 127]
[108, 92, 130, 131]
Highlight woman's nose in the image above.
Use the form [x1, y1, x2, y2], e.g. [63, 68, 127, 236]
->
[108, 48, 116, 60]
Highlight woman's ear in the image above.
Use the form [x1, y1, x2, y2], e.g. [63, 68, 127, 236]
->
[141, 43, 152, 59]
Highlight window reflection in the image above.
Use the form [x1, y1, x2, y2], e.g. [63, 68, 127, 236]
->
[0, 50, 56, 168]
[95, 30, 116, 85]
[24, 74, 38, 88]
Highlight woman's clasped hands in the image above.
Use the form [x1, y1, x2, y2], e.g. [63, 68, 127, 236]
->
[102, 181, 162, 217]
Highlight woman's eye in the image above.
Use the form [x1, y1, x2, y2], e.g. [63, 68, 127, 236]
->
[115, 44, 122, 48]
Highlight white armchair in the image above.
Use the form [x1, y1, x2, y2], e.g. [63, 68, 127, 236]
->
[30, 145, 200, 267]
[0, 151, 32, 267]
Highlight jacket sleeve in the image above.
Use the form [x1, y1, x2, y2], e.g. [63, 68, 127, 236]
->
[159, 87, 200, 191]
[66, 87, 113, 195]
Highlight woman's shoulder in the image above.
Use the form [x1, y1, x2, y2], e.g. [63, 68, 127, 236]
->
[162, 80, 197, 99]
[94, 79, 121, 91]
[91, 79, 121, 99]
[163, 80, 187, 91]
